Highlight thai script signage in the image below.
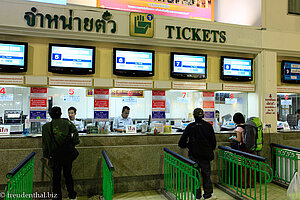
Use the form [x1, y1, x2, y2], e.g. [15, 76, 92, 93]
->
[24, 7, 117, 33]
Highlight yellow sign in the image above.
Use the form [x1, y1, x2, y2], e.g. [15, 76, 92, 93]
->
[130, 13, 154, 38]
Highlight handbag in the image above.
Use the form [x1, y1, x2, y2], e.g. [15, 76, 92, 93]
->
[50, 122, 79, 162]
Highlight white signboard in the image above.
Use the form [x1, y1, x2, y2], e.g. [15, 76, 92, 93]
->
[63, 95, 80, 102]
[114, 80, 153, 88]
[172, 82, 206, 90]
[225, 98, 237, 104]
[122, 96, 137, 105]
[49, 77, 92, 86]
[223, 83, 255, 92]
[0, 75, 24, 84]
[281, 99, 292, 106]
[0, 125, 10, 135]
[126, 125, 137, 134]
[0, 94, 13, 101]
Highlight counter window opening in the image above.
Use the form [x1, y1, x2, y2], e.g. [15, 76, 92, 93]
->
[277, 93, 300, 130]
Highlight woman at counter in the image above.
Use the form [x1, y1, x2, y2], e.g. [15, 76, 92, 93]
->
[230, 112, 246, 151]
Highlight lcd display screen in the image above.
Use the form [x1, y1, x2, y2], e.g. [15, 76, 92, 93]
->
[113, 48, 154, 77]
[221, 56, 253, 81]
[171, 52, 207, 79]
[49, 44, 95, 74]
[0, 42, 27, 68]
[282, 60, 300, 83]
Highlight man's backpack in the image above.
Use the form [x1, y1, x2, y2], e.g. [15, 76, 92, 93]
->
[244, 117, 263, 152]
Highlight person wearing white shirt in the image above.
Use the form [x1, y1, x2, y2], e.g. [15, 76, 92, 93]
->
[68, 107, 84, 131]
[113, 106, 133, 132]
[213, 110, 221, 132]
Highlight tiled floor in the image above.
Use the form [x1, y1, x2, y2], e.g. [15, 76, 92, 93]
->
[63, 183, 287, 200]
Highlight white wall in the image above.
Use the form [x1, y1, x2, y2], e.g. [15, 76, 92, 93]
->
[214, 0, 261, 26]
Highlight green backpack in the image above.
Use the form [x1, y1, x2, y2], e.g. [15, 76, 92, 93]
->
[244, 117, 263, 152]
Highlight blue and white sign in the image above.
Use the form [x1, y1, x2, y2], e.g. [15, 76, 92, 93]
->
[63, 95, 80, 102]
[115, 50, 153, 72]
[223, 58, 252, 77]
[173, 54, 206, 74]
[51, 46, 94, 69]
[0, 94, 13, 101]
[0, 43, 26, 66]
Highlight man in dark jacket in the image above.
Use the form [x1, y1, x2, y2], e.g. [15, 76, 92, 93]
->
[178, 108, 217, 200]
[42, 107, 80, 200]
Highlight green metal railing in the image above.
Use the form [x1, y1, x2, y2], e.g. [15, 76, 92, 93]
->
[102, 150, 114, 200]
[4, 152, 35, 200]
[164, 148, 200, 200]
[271, 143, 300, 185]
[218, 146, 273, 200]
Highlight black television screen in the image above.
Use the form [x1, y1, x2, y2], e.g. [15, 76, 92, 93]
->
[220, 56, 253, 81]
[0, 41, 28, 72]
[281, 60, 300, 83]
[170, 52, 207, 79]
[48, 43, 95, 74]
[113, 48, 154, 77]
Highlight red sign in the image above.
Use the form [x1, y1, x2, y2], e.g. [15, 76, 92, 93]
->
[31, 87, 47, 93]
[203, 92, 214, 97]
[285, 95, 289, 100]
[152, 90, 165, 96]
[230, 93, 234, 99]
[94, 89, 109, 95]
[128, 90, 133, 96]
[152, 100, 166, 109]
[30, 99, 47, 107]
[203, 101, 215, 108]
[94, 99, 109, 108]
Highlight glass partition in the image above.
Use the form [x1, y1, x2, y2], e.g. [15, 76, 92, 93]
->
[277, 93, 300, 129]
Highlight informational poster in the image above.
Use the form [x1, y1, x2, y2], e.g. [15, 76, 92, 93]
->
[30, 87, 47, 122]
[202, 92, 214, 125]
[264, 93, 276, 115]
[94, 89, 109, 121]
[98, 0, 214, 20]
[152, 90, 166, 121]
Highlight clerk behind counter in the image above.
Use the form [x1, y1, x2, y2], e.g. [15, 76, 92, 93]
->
[113, 106, 133, 132]
[68, 106, 84, 131]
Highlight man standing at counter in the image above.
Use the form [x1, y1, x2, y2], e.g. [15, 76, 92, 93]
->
[113, 106, 133, 132]
[42, 106, 79, 200]
[178, 108, 217, 200]
[68, 106, 84, 131]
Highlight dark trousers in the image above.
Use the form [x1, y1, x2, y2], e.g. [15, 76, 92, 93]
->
[52, 159, 77, 200]
[191, 158, 213, 199]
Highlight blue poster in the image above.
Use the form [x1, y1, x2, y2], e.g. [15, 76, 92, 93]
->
[30, 111, 47, 120]
[152, 111, 165, 120]
[204, 111, 214, 119]
[94, 111, 109, 120]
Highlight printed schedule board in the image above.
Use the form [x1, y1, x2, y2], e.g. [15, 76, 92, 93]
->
[98, 0, 214, 21]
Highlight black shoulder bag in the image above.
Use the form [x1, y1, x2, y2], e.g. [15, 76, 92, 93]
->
[50, 122, 79, 162]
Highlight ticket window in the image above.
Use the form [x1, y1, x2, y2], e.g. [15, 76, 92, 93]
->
[47, 87, 94, 122]
[214, 92, 249, 125]
[165, 90, 203, 124]
[109, 89, 152, 121]
[0, 86, 30, 125]
[277, 93, 300, 123]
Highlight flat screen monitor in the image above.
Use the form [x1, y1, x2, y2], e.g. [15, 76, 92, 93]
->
[0, 41, 28, 72]
[281, 60, 300, 83]
[48, 43, 95, 74]
[220, 56, 253, 81]
[170, 52, 207, 79]
[113, 48, 154, 77]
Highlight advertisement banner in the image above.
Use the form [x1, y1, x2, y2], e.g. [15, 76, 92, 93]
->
[30, 111, 47, 121]
[98, 0, 214, 21]
[152, 90, 166, 119]
[94, 111, 109, 121]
